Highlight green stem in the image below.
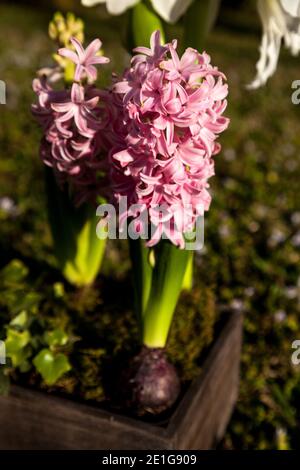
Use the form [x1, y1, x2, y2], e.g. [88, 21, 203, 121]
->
[182, 251, 194, 291]
[45, 168, 105, 287]
[127, 1, 166, 328]
[183, 0, 221, 50]
[129, 238, 153, 323]
[64, 61, 75, 86]
[142, 241, 190, 348]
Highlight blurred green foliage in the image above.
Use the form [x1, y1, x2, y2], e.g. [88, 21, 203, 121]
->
[0, 259, 73, 387]
[0, 0, 300, 449]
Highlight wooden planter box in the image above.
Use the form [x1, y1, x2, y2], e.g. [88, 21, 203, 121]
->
[0, 311, 243, 450]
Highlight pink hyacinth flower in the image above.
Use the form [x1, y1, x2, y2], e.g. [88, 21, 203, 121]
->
[133, 29, 169, 64]
[108, 30, 230, 248]
[59, 37, 109, 83]
[32, 38, 111, 205]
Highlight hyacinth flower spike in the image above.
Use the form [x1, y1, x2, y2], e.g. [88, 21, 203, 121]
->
[128, 0, 222, 300]
[110, 31, 229, 413]
[32, 15, 110, 287]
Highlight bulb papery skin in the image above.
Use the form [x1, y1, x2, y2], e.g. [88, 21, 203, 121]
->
[122, 346, 180, 415]
[109, 30, 229, 248]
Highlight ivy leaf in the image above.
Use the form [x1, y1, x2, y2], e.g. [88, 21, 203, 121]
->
[5, 328, 31, 367]
[11, 292, 41, 315]
[5, 328, 30, 352]
[2, 290, 41, 316]
[19, 360, 31, 373]
[53, 282, 65, 298]
[1, 259, 28, 284]
[33, 349, 71, 385]
[44, 329, 69, 348]
[10, 311, 28, 328]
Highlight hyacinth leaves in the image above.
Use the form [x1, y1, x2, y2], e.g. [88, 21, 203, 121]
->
[130, 238, 195, 347]
[130, 2, 165, 48]
[129, 238, 153, 322]
[183, 0, 221, 51]
[142, 240, 191, 348]
[45, 169, 106, 287]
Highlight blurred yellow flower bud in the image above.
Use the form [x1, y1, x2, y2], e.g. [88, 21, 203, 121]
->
[48, 11, 84, 48]
[48, 12, 85, 84]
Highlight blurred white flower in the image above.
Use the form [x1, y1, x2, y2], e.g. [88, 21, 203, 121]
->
[81, 0, 193, 23]
[0, 196, 18, 216]
[151, 0, 193, 23]
[230, 299, 245, 311]
[248, 0, 300, 89]
[81, 0, 139, 15]
[291, 230, 300, 247]
[291, 211, 300, 225]
[268, 227, 286, 247]
[223, 148, 236, 161]
[244, 286, 255, 297]
[284, 286, 298, 299]
[274, 310, 287, 323]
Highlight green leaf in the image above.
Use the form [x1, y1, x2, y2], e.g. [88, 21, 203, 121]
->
[10, 311, 28, 328]
[184, 0, 221, 50]
[1, 259, 28, 284]
[5, 328, 31, 367]
[44, 328, 68, 348]
[16, 292, 41, 313]
[19, 360, 31, 373]
[5, 328, 30, 353]
[182, 251, 194, 291]
[142, 240, 190, 348]
[129, 238, 153, 320]
[45, 168, 105, 287]
[53, 282, 65, 298]
[4, 291, 41, 316]
[131, 2, 165, 48]
[33, 349, 71, 385]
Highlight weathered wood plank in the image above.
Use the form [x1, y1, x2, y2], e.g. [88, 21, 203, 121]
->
[171, 311, 243, 449]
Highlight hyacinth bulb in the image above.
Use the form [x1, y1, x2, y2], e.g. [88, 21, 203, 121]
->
[122, 347, 180, 415]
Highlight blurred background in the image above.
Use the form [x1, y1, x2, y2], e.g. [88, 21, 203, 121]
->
[0, 0, 300, 450]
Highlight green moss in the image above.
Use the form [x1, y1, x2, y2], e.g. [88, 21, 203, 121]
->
[0, 260, 215, 403]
